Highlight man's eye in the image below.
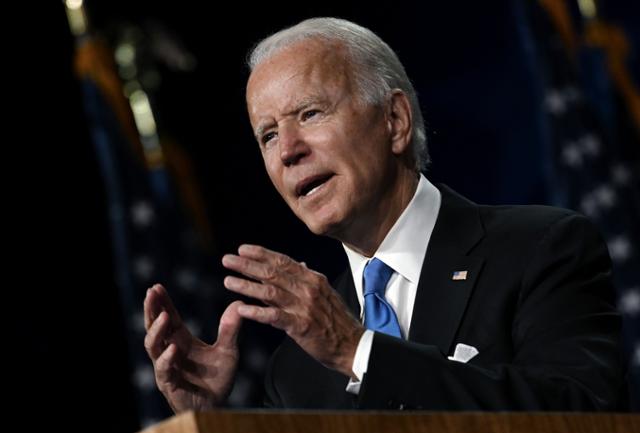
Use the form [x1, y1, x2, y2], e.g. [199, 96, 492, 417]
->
[301, 110, 319, 121]
[262, 131, 277, 144]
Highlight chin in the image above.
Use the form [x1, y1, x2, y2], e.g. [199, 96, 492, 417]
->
[296, 202, 348, 237]
[298, 209, 333, 235]
[302, 213, 347, 239]
[303, 219, 332, 236]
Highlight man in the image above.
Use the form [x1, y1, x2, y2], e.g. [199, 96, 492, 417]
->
[143, 18, 626, 412]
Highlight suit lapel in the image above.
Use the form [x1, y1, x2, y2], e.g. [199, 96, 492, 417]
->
[330, 269, 360, 408]
[334, 266, 360, 318]
[408, 185, 485, 355]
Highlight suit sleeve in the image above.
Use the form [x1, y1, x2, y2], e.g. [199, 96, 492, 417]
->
[357, 214, 627, 410]
[263, 343, 285, 408]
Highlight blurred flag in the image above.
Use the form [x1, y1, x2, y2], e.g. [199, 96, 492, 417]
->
[528, 0, 640, 409]
[65, 1, 271, 427]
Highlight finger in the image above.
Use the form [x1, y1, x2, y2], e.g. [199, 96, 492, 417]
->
[216, 301, 245, 350]
[154, 343, 179, 390]
[222, 254, 313, 292]
[237, 244, 286, 261]
[223, 276, 293, 306]
[238, 244, 318, 282]
[221, 254, 278, 282]
[237, 304, 290, 330]
[144, 286, 163, 331]
[144, 291, 153, 331]
[142, 288, 160, 331]
[238, 244, 308, 272]
[144, 311, 171, 360]
[150, 284, 183, 329]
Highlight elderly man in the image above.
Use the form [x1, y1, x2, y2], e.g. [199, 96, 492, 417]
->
[143, 18, 625, 411]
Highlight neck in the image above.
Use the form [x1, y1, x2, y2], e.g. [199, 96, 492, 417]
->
[340, 169, 419, 257]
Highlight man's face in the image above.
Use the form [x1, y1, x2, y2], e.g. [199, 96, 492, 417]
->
[246, 40, 399, 239]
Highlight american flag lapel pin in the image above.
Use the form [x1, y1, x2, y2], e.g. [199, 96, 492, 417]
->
[452, 270, 468, 281]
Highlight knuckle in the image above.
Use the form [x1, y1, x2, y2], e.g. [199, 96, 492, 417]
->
[157, 348, 173, 369]
[156, 373, 171, 392]
[314, 272, 329, 286]
[144, 334, 154, 352]
[302, 303, 315, 320]
[305, 284, 321, 301]
[297, 317, 312, 335]
[263, 266, 277, 281]
[264, 285, 277, 301]
[237, 278, 249, 292]
[275, 255, 289, 267]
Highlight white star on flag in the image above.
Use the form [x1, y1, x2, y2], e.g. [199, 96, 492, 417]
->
[131, 200, 155, 227]
[562, 143, 583, 167]
[619, 289, 640, 316]
[132, 365, 156, 390]
[608, 236, 632, 263]
[133, 255, 155, 280]
[580, 134, 600, 156]
[545, 89, 567, 115]
[594, 185, 616, 209]
[611, 164, 631, 185]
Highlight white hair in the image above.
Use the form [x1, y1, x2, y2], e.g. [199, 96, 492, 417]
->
[247, 17, 429, 171]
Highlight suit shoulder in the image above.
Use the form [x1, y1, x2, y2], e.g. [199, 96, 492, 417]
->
[478, 203, 597, 237]
[437, 183, 598, 239]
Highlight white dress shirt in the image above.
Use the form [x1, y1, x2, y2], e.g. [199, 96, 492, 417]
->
[343, 174, 441, 394]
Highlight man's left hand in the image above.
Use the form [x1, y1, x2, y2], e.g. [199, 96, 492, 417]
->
[222, 244, 364, 378]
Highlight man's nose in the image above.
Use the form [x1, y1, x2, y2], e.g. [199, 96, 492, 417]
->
[279, 124, 309, 166]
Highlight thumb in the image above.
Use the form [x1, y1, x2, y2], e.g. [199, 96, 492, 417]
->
[216, 300, 245, 350]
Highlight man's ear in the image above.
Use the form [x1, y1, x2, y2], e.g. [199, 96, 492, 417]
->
[386, 90, 413, 156]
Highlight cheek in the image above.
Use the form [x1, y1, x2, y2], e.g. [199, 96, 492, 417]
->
[263, 155, 286, 192]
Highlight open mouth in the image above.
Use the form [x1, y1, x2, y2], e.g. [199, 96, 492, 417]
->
[296, 173, 334, 198]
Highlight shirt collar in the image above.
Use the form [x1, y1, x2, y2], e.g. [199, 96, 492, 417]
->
[342, 174, 442, 296]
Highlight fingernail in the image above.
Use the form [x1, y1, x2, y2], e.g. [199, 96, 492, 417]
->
[222, 255, 237, 266]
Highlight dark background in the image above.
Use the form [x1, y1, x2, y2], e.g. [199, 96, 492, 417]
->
[15, 1, 638, 432]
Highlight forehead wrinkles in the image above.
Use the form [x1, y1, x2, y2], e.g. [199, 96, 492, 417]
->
[248, 70, 306, 119]
[247, 40, 355, 119]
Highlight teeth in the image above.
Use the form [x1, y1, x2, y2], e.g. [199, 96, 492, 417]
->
[306, 184, 322, 196]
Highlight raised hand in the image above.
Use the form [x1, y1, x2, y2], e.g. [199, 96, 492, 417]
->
[222, 244, 364, 378]
[143, 284, 244, 412]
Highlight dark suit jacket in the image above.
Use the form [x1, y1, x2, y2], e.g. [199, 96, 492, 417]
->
[263, 185, 626, 410]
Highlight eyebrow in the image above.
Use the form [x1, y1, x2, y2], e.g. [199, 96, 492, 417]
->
[254, 96, 325, 140]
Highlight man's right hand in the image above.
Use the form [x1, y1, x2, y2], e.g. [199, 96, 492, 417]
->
[143, 284, 243, 413]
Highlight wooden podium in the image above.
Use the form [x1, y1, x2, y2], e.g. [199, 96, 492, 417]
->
[140, 411, 639, 433]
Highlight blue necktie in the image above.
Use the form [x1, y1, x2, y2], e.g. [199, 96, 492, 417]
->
[363, 258, 402, 338]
